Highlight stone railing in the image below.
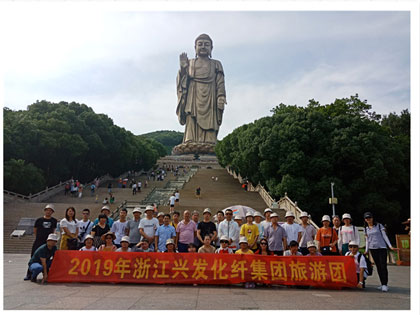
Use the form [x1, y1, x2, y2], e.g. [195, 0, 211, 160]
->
[4, 174, 112, 203]
[226, 167, 319, 230]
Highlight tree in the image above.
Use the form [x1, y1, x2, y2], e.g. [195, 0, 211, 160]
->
[216, 96, 410, 237]
[4, 159, 46, 195]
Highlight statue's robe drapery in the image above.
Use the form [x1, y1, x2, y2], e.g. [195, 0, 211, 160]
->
[176, 58, 226, 144]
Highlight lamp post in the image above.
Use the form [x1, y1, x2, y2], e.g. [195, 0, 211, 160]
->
[330, 182, 336, 217]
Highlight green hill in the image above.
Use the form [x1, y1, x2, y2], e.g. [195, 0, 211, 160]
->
[142, 130, 184, 155]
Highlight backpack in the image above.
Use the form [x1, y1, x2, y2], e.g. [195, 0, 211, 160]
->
[357, 253, 373, 276]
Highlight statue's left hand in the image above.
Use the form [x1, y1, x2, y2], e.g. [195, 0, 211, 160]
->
[217, 96, 226, 110]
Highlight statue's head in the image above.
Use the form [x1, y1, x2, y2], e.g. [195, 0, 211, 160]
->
[195, 33, 213, 58]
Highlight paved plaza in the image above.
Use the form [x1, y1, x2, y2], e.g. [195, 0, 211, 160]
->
[3, 253, 410, 310]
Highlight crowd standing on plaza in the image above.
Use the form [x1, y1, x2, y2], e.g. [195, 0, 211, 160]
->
[25, 202, 395, 292]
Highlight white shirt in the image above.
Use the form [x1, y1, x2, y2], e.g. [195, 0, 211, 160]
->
[175, 192, 180, 199]
[346, 252, 367, 274]
[79, 246, 97, 251]
[169, 196, 176, 205]
[338, 225, 360, 250]
[139, 217, 159, 238]
[60, 218, 78, 235]
[77, 219, 93, 242]
[281, 222, 303, 244]
[111, 220, 129, 245]
[218, 219, 240, 249]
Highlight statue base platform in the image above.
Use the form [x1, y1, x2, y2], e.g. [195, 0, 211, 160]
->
[172, 142, 215, 155]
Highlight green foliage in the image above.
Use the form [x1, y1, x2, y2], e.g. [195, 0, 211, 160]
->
[216, 95, 410, 236]
[4, 101, 166, 192]
[4, 159, 46, 195]
[142, 130, 183, 155]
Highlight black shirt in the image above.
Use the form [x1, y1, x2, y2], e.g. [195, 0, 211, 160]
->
[34, 217, 57, 243]
[91, 224, 110, 237]
[197, 221, 216, 244]
[28, 244, 57, 266]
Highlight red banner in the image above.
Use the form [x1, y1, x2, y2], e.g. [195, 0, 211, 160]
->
[48, 251, 357, 288]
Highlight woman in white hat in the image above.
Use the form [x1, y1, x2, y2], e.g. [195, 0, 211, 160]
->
[79, 235, 97, 251]
[337, 213, 360, 255]
[165, 238, 178, 253]
[116, 236, 131, 252]
[215, 235, 233, 254]
[306, 241, 322, 256]
[98, 232, 117, 252]
[345, 240, 366, 289]
[315, 215, 338, 255]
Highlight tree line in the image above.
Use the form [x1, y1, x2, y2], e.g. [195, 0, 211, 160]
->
[4, 100, 167, 195]
[142, 130, 183, 155]
[215, 95, 410, 236]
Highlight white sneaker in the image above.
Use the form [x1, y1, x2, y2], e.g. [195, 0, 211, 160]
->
[376, 285, 383, 290]
[381, 285, 389, 292]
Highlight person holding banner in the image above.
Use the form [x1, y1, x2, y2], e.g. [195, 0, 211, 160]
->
[316, 215, 338, 255]
[215, 235, 233, 254]
[345, 240, 366, 289]
[116, 236, 131, 252]
[79, 235, 96, 251]
[306, 241, 322, 256]
[198, 235, 216, 253]
[98, 232, 117, 251]
[28, 233, 58, 284]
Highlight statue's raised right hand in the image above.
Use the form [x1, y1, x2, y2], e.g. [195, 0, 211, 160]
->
[180, 52, 188, 68]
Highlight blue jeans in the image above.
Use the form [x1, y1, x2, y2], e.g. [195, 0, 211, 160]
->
[29, 260, 52, 280]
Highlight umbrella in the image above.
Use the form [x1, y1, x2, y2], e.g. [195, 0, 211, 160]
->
[221, 205, 257, 219]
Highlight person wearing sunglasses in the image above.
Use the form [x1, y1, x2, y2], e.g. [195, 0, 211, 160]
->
[254, 238, 273, 255]
[345, 240, 367, 289]
[215, 235, 233, 254]
[218, 209, 240, 251]
[98, 232, 117, 251]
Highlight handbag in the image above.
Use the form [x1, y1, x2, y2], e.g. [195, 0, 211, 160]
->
[67, 237, 79, 250]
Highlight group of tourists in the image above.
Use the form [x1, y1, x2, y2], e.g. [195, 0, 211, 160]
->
[25, 203, 395, 292]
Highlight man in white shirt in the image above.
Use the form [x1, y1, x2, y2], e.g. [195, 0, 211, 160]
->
[261, 208, 273, 233]
[77, 208, 93, 248]
[111, 209, 129, 247]
[218, 209, 240, 251]
[139, 205, 159, 250]
[169, 193, 176, 213]
[281, 211, 303, 248]
[175, 190, 180, 203]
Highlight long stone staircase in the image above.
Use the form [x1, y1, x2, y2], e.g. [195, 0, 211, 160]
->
[3, 159, 285, 254]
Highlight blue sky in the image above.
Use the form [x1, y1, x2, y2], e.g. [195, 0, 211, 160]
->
[1, 9, 410, 139]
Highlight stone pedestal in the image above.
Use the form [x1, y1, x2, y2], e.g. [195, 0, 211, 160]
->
[172, 142, 215, 155]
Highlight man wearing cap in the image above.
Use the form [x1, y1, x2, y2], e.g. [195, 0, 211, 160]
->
[234, 215, 243, 227]
[281, 211, 303, 248]
[298, 212, 317, 256]
[235, 236, 254, 255]
[127, 208, 142, 248]
[218, 209, 240, 251]
[345, 240, 367, 288]
[306, 240, 322, 256]
[116, 236, 131, 252]
[337, 213, 360, 255]
[197, 208, 217, 247]
[240, 212, 259, 251]
[155, 214, 176, 252]
[110, 208, 129, 248]
[27, 233, 58, 284]
[93, 205, 114, 228]
[261, 208, 273, 233]
[25, 204, 58, 280]
[253, 211, 264, 241]
[139, 206, 159, 250]
[264, 212, 287, 255]
[176, 210, 197, 252]
[157, 212, 165, 226]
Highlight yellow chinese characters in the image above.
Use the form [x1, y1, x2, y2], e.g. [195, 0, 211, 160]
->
[211, 259, 229, 280]
[172, 259, 189, 279]
[328, 262, 347, 282]
[289, 260, 308, 281]
[132, 257, 151, 279]
[309, 261, 327, 282]
[191, 258, 208, 280]
[250, 259, 268, 281]
[270, 261, 287, 281]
